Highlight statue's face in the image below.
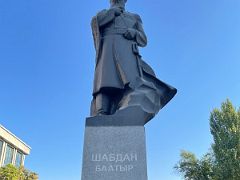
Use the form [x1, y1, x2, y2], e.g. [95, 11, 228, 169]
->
[110, 0, 127, 9]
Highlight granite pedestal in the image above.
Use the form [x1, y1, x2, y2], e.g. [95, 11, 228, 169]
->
[81, 114, 148, 180]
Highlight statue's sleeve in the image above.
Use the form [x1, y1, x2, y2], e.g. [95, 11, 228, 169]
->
[97, 9, 115, 28]
[135, 15, 147, 47]
[91, 16, 99, 50]
[91, 16, 101, 64]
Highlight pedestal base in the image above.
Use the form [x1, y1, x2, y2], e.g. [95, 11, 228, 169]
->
[81, 116, 148, 180]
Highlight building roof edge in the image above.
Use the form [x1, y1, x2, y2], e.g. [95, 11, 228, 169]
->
[0, 124, 31, 150]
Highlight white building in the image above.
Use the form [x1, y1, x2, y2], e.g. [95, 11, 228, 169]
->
[0, 125, 31, 167]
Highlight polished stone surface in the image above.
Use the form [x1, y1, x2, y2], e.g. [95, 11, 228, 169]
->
[81, 120, 148, 180]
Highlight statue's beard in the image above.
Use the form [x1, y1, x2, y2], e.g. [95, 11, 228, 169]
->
[111, 3, 125, 10]
[111, 0, 126, 9]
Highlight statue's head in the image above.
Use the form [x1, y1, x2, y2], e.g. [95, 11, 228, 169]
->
[110, 0, 127, 9]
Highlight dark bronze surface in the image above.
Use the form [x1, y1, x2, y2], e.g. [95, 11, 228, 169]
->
[90, 0, 177, 124]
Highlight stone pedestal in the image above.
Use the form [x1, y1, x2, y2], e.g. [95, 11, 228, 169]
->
[81, 115, 148, 180]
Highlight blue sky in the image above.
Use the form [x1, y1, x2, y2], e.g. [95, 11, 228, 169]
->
[0, 0, 239, 179]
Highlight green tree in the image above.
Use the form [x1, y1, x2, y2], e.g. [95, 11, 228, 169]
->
[20, 167, 38, 180]
[0, 164, 38, 180]
[0, 164, 21, 180]
[175, 151, 214, 180]
[210, 99, 240, 179]
[175, 100, 240, 180]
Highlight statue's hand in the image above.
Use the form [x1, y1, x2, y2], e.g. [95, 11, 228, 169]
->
[109, 8, 122, 16]
[124, 28, 137, 40]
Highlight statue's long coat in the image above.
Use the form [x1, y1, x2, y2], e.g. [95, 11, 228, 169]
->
[91, 9, 177, 115]
[91, 9, 147, 95]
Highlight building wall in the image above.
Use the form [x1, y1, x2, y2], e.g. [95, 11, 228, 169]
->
[0, 125, 31, 167]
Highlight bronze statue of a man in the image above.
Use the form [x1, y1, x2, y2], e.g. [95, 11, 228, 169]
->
[90, 0, 177, 124]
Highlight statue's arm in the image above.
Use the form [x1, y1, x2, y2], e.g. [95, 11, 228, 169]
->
[96, 9, 116, 27]
[91, 17, 99, 50]
[135, 15, 147, 47]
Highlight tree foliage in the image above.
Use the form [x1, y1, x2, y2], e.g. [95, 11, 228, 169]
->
[0, 164, 38, 180]
[175, 100, 240, 180]
[210, 99, 240, 179]
[175, 151, 214, 180]
[0, 164, 21, 180]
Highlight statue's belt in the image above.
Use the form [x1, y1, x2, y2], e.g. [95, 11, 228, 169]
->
[102, 28, 127, 37]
